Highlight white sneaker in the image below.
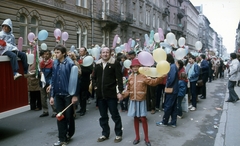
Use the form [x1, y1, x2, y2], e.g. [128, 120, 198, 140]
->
[190, 107, 196, 111]
[14, 73, 22, 80]
[188, 105, 193, 109]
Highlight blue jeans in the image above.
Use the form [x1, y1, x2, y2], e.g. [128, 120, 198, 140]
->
[228, 80, 239, 101]
[155, 84, 165, 109]
[162, 93, 178, 125]
[190, 81, 197, 108]
[98, 98, 123, 137]
[3, 51, 28, 75]
[177, 96, 184, 116]
[55, 95, 75, 142]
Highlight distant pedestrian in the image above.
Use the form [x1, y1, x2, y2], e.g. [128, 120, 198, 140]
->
[199, 54, 209, 99]
[225, 53, 240, 102]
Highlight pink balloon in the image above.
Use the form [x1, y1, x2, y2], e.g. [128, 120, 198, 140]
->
[18, 37, 23, 51]
[112, 34, 118, 48]
[158, 28, 164, 42]
[128, 38, 132, 49]
[62, 32, 69, 41]
[27, 32, 35, 42]
[138, 51, 154, 66]
[54, 28, 61, 39]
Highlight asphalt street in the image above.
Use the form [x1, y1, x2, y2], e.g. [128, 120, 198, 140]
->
[0, 77, 228, 146]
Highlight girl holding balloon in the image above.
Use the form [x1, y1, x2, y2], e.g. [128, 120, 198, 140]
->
[122, 58, 166, 146]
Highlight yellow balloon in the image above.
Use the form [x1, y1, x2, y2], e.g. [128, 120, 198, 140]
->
[139, 67, 162, 77]
[153, 48, 167, 63]
[156, 60, 170, 74]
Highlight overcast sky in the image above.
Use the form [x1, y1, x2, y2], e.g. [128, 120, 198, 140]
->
[190, 0, 240, 53]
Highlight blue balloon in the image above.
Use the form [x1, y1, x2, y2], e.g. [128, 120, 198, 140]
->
[131, 40, 135, 48]
[68, 66, 78, 95]
[38, 30, 48, 41]
[70, 45, 75, 52]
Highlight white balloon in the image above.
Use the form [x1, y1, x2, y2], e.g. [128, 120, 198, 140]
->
[41, 43, 47, 50]
[154, 33, 160, 43]
[117, 37, 121, 44]
[178, 37, 185, 47]
[123, 59, 131, 69]
[27, 54, 34, 65]
[82, 56, 94, 67]
[166, 32, 176, 45]
[195, 41, 202, 51]
[175, 48, 186, 60]
[91, 47, 100, 60]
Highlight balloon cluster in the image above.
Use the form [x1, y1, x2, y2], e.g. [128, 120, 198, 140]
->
[54, 28, 69, 44]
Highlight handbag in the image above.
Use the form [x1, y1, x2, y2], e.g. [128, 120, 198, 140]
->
[165, 87, 173, 93]
[196, 79, 203, 86]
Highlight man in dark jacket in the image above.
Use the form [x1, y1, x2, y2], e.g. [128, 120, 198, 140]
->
[92, 47, 124, 143]
[77, 47, 93, 116]
[199, 54, 209, 99]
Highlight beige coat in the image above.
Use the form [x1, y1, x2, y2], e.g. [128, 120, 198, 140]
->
[123, 73, 164, 101]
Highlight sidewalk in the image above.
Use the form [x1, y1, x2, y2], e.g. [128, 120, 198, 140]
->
[214, 83, 240, 146]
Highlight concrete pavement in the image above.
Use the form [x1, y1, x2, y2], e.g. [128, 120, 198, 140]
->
[0, 76, 238, 146]
[214, 82, 240, 146]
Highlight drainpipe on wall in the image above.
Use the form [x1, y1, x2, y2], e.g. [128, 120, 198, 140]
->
[91, 0, 94, 46]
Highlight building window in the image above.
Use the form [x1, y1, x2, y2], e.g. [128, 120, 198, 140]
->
[76, 0, 87, 8]
[140, 6, 143, 22]
[19, 14, 27, 45]
[82, 27, 87, 47]
[157, 16, 160, 28]
[30, 17, 38, 36]
[133, 2, 136, 20]
[102, 30, 109, 47]
[153, 14, 156, 28]
[77, 27, 81, 48]
[146, 11, 150, 25]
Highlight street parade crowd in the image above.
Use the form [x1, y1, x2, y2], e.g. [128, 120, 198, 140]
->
[1, 18, 240, 146]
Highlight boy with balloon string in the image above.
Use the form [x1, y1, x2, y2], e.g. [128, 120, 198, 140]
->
[49, 45, 79, 146]
[0, 18, 28, 80]
[122, 58, 166, 146]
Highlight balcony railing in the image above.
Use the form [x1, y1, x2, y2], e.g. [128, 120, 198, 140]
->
[120, 12, 133, 24]
[97, 9, 121, 23]
[162, 8, 170, 18]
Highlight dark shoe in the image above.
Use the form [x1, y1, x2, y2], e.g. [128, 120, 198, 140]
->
[76, 110, 81, 113]
[35, 108, 40, 111]
[79, 112, 85, 116]
[53, 141, 67, 146]
[225, 99, 234, 102]
[233, 98, 240, 103]
[114, 136, 122, 143]
[133, 139, 140, 145]
[150, 110, 155, 114]
[200, 96, 206, 99]
[156, 121, 167, 127]
[97, 135, 109, 142]
[168, 123, 177, 128]
[144, 140, 151, 146]
[52, 113, 57, 118]
[66, 135, 72, 142]
[39, 112, 49, 117]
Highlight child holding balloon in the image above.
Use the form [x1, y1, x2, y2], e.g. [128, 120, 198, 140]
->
[122, 58, 166, 146]
[0, 18, 28, 80]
